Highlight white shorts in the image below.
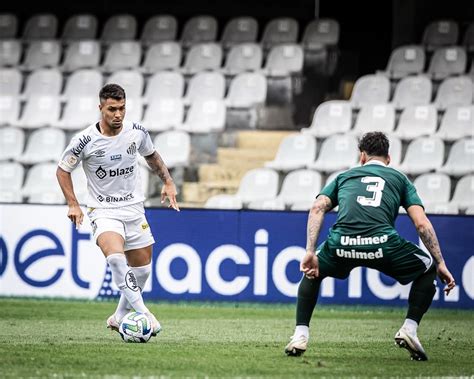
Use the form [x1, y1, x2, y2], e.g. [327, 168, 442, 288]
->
[87, 203, 155, 251]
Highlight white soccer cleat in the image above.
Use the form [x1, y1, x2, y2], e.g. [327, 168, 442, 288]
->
[284, 334, 308, 356]
[145, 312, 162, 336]
[394, 328, 428, 361]
[106, 314, 120, 333]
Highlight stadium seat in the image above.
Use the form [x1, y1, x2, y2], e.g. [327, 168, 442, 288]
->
[221, 17, 258, 50]
[433, 76, 473, 110]
[21, 40, 61, 71]
[391, 75, 432, 110]
[438, 138, 474, 177]
[54, 95, 100, 130]
[301, 18, 340, 51]
[181, 15, 218, 49]
[183, 71, 225, 105]
[465, 205, 474, 215]
[204, 194, 243, 209]
[140, 15, 178, 47]
[100, 14, 137, 45]
[449, 174, 474, 210]
[0, 95, 20, 126]
[17, 96, 61, 129]
[22, 13, 58, 42]
[181, 43, 223, 75]
[379, 45, 425, 80]
[18, 127, 66, 164]
[101, 41, 142, 73]
[307, 134, 359, 173]
[261, 17, 299, 52]
[124, 97, 144, 123]
[62, 69, 103, 100]
[0, 68, 22, 96]
[262, 44, 304, 77]
[178, 98, 226, 133]
[153, 130, 190, 168]
[0, 39, 21, 67]
[61, 14, 98, 43]
[413, 172, 451, 207]
[265, 133, 317, 172]
[301, 100, 352, 138]
[393, 105, 437, 140]
[276, 169, 322, 209]
[247, 198, 285, 210]
[143, 71, 184, 103]
[435, 105, 474, 141]
[141, 42, 181, 73]
[142, 98, 184, 132]
[225, 72, 267, 108]
[398, 136, 445, 175]
[463, 22, 474, 52]
[21, 68, 63, 99]
[422, 20, 459, 52]
[0, 13, 18, 39]
[427, 46, 467, 80]
[107, 69, 144, 98]
[221, 43, 263, 76]
[423, 202, 459, 214]
[61, 40, 101, 72]
[22, 162, 64, 203]
[349, 74, 391, 109]
[0, 126, 24, 160]
[388, 135, 403, 168]
[235, 167, 279, 205]
[352, 104, 395, 136]
[0, 161, 24, 202]
[324, 169, 346, 187]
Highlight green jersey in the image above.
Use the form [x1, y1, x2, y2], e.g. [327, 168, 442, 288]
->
[319, 161, 423, 236]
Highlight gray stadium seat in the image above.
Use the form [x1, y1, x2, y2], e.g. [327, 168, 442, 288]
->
[205, 194, 243, 210]
[21, 40, 61, 71]
[181, 43, 223, 75]
[261, 18, 299, 52]
[449, 174, 474, 210]
[388, 136, 403, 169]
[62, 69, 103, 100]
[433, 76, 473, 110]
[142, 98, 184, 132]
[0, 126, 24, 160]
[236, 167, 280, 205]
[0, 39, 21, 67]
[265, 133, 317, 172]
[413, 172, 451, 207]
[302, 19, 340, 51]
[435, 105, 474, 141]
[463, 22, 474, 52]
[398, 136, 445, 175]
[102, 41, 142, 73]
[22, 68, 63, 99]
[438, 138, 474, 177]
[141, 42, 181, 73]
[124, 97, 144, 123]
[0, 68, 22, 96]
[143, 71, 184, 103]
[352, 104, 395, 136]
[350, 74, 391, 109]
[222, 43, 262, 76]
[17, 96, 61, 129]
[181, 15, 218, 49]
[307, 134, 359, 173]
[394, 105, 438, 140]
[140, 15, 178, 47]
[100, 14, 137, 45]
[225, 72, 267, 108]
[178, 99, 226, 133]
[107, 70, 144, 98]
[465, 206, 474, 215]
[61, 14, 98, 43]
[301, 100, 352, 138]
[391, 75, 432, 110]
[18, 127, 66, 164]
[22, 14, 58, 42]
[0, 95, 20, 126]
[221, 17, 258, 50]
[276, 169, 322, 209]
[61, 40, 101, 72]
[0, 14, 18, 39]
[153, 130, 190, 168]
[54, 95, 100, 130]
[0, 161, 24, 202]
[22, 162, 63, 203]
[422, 20, 459, 52]
[183, 71, 225, 105]
[247, 198, 285, 210]
[380, 45, 425, 80]
[427, 46, 467, 80]
[262, 44, 304, 77]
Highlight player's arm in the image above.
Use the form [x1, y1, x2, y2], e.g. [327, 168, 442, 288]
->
[407, 205, 455, 294]
[56, 167, 84, 229]
[144, 151, 180, 211]
[301, 194, 333, 278]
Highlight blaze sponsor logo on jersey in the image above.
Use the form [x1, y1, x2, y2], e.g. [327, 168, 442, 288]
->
[95, 166, 107, 179]
[70, 135, 91, 156]
[127, 142, 137, 155]
[132, 123, 148, 135]
[336, 248, 384, 259]
[109, 166, 134, 178]
[110, 154, 122, 161]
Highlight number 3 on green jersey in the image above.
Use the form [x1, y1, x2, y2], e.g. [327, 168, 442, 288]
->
[357, 177, 386, 207]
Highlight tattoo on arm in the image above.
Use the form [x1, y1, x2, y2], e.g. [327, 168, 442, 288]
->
[418, 223, 444, 264]
[144, 151, 172, 183]
[306, 196, 333, 253]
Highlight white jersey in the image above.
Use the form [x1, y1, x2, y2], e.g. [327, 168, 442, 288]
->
[58, 120, 155, 208]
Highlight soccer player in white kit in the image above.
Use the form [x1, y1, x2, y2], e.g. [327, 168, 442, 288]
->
[56, 84, 180, 337]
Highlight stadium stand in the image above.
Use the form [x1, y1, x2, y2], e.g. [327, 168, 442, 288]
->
[22, 13, 58, 42]
[141, 41, 182, 73]
[379, 45, 426, 80]
[220, 17, 259, 50]
[100, 14, 137, 45]
[422, 20, 459, 52]
[0, 39, 21, 67]
[0, 13, 18, 39]
[60, 14, 98, 43]
[140, 15, 178, 47]
[264, 133, 317, 172]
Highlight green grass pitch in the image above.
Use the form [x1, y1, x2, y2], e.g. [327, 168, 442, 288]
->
[0, 298, 472, 378]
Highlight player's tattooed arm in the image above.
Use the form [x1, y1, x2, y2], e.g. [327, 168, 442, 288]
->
[306, 195, 333, 254]
[144, 151, 173, 184]
[417, 223, 445, 264]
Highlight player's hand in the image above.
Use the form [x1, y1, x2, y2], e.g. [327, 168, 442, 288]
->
[161, 180, 180, 211]
[437, 261, 455, 295]
[300, 251, 319, 279]
[67, 204, 83, 229]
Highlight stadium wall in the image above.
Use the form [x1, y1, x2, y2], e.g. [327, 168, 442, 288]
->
[0, 204, 472, 309]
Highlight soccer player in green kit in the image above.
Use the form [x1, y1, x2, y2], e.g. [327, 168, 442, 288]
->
[285, 132, 456, 361]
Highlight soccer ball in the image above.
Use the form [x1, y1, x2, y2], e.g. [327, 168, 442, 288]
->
[119, 311, 153, 343]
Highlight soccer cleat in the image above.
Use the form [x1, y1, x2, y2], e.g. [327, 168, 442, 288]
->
[284, 334, 308, 356]
[394, 328, 428, 361]
[106, 314, 120, 333]
[145, 312, 162, 337]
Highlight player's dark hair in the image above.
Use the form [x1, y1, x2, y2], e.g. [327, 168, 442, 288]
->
[358, 132, 390, 157]
[99, 83, 126, 102]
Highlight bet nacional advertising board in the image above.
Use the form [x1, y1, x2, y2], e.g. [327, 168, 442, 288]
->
[0, 204, 472, 308]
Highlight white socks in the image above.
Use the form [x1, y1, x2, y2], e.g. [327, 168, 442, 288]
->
[106, 254, 150, 315]
[114, 263, 152, 321]
[295, 325, 309, 339]
[402, 318, 418, 336]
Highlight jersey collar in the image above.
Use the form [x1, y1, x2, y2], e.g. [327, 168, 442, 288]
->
[363, 159, 387, 167]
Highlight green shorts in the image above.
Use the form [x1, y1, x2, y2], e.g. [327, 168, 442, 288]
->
[316, 232, 434, 285]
